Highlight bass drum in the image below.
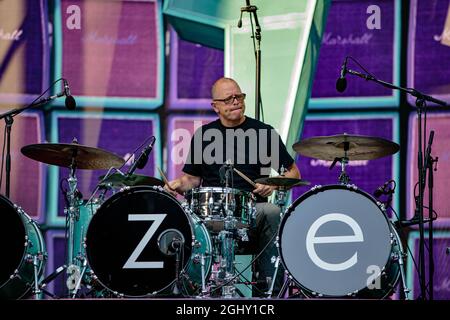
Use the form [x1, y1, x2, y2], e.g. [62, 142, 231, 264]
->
[85, 186, 212, 297]
[279, 184, 402, 299]
[0, 195, 46, 299]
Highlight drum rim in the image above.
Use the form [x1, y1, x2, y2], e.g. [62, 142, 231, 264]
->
[278, 184, 396, 298]
[85, 186, 196, 297]
[0, 195, 27, 287]
[187, 186, 253, 196]
[0, 195, 46, 298]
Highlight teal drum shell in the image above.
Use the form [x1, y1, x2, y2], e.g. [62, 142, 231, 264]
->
[183, 214, 212, 295]
[0, 195, 46, 299]
[72, 199, 100, 262]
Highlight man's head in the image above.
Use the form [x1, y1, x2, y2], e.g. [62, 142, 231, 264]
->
[211, 77, 246, 127]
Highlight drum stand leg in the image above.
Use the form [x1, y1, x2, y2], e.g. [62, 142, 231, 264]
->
[266, 255, 281, 298]
[395, 252, 410, 300]
[32, 255, 42, 300]
[71, 258, 88, 298]
[200, 254, 208, 296]
[169, 241, 184, 297]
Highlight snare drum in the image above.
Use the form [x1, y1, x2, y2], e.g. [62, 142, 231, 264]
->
[0, 195, 46, 299]
[85, 186, 212, 297]
[185, 187, 256, 231]
[279, 184, 402, 299]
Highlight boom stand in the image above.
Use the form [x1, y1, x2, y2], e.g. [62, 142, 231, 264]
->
[345, 62, 446, 300]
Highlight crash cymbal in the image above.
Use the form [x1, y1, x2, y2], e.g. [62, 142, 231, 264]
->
[99, 173, 164, 187]
[21, 143, 125, 170]
[255, 177, 311, 187]
[292, 133, 399, 161]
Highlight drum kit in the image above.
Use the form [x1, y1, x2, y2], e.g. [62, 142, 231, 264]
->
[0, 133, 409, 300]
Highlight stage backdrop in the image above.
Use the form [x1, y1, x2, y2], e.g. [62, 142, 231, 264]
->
[408, 0, 450, 106]
[407, 112, 450, 228]
[0, 0, 50, 104]
[407, 231, 450, 300]
[309, 0, 401, 108]
[0, 111, 46, 223]
[52, 0, 164, 109]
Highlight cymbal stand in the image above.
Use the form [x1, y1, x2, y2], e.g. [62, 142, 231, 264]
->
[217, 163, 238, 298]
[276, 166, 288, 212]
[65, 149, 84, 297]
[330, 142, 350, 185]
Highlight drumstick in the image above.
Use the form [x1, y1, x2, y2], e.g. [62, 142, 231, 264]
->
[233, 168, 256, 188]
[157, 166, 169, 185]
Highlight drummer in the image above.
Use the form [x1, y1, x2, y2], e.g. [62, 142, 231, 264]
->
[164, 77, 300, 296]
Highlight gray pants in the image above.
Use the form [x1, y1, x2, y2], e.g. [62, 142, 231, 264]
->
[239, 202, 284, 297]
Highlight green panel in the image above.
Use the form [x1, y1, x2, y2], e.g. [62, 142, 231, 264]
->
[287, 0, 330, 155]
[167, 17, 224, 49]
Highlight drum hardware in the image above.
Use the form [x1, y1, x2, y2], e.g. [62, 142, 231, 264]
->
[21, 140, 125, 298]
[255, 169, 310, 212]
[293, 133, 400, 184]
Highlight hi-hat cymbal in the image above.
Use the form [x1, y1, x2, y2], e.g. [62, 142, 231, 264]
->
[255, 177, 311, 187]
[292, 133, 400, 161]
[21, 143, 125, 170]
[99, 173, 164, 187]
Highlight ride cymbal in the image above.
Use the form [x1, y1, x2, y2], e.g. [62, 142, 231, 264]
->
[292, 133, 399, 161]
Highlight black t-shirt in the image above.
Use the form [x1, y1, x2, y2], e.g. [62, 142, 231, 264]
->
[182, 117, 294, 202]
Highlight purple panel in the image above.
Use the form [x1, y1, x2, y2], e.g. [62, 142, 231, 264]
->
[410, 234, 450, 300]
[311, 0, 395, 98]
[408, 0, 450, 105]
[166, 114, 216, 181]
[61, 0, 159, 98]
[292, 116, 395, 217]
[44, 230, 67, 299]
[56, 114, 156, 216]
[0, 112, 45, 222]
[407, 113, 450, 227]
[168, 27, 224, 109]
[0, 0, 49, 98]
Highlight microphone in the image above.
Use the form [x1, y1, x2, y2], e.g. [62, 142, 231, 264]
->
[336, 57, 348, 93]
[395, 216, 437, 228]
[373, 180, 394, 197]
[170, 238, 184, 252]
[63, 79, 76, 110]
[127, 137, 155, 175]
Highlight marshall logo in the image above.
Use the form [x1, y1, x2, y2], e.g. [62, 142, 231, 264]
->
[0, 28, 23, 41]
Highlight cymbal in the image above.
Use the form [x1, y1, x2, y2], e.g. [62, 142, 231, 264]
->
[21, 143, 125, 170]
[255, 177, 311, 187]
[99, 173, 164, 187]
[292, 133, 400, 161]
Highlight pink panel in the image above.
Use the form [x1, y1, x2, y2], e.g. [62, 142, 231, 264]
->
[0, 112, 45, 222]
[407, 112, 450, 227]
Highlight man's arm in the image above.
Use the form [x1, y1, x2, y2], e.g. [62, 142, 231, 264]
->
[283, 162, 301, 179]
[164, 173, 201, 197]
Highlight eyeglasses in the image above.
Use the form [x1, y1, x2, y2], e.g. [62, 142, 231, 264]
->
[213, 93, 246, 105]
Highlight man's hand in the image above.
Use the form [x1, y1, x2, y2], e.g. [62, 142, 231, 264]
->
[253, 183, 277, 198]
[164, 179, 181, 197]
